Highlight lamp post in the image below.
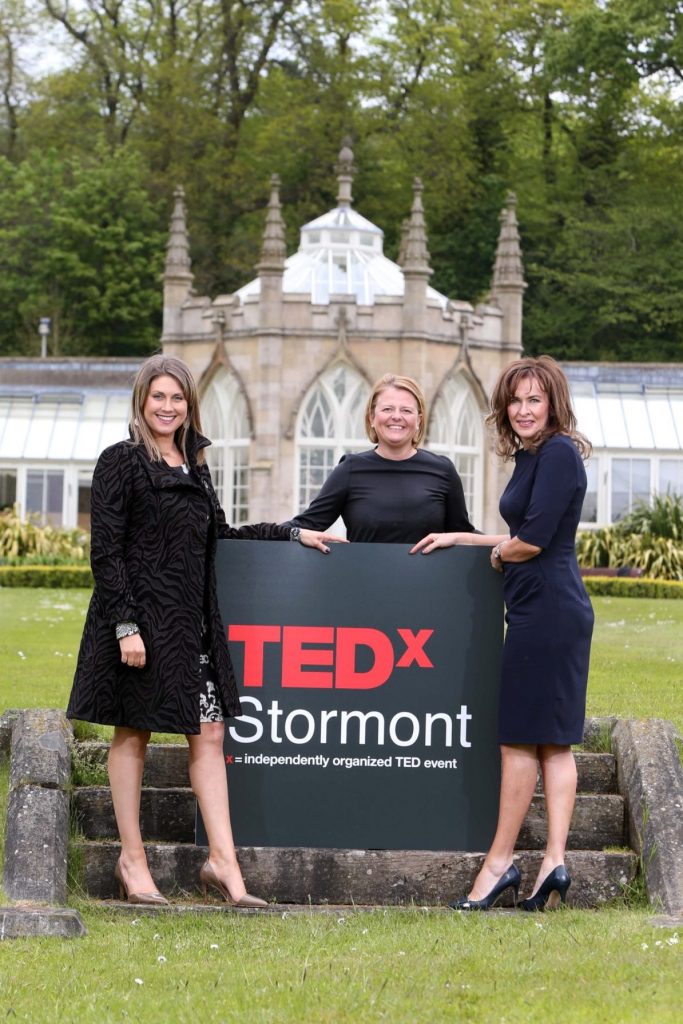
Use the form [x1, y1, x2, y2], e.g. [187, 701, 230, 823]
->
[38, 317, 51, 358]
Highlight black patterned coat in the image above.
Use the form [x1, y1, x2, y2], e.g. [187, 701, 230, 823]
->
[67, 432, 289, 734]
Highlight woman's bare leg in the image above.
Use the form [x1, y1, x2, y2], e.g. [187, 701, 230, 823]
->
[467, 743, 538, 900]
[187, 722, 247, 901]
[526, 744, 577, 896]
[108, 726, 160, 894]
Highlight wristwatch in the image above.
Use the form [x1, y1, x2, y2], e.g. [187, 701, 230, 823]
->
[493, 544, 503, 562]
[289, 527, 302, 543]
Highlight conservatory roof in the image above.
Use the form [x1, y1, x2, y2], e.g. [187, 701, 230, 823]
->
[0, 358, 136, 461]
[236, 202, 449, 309]
[563, 362, 683, 451]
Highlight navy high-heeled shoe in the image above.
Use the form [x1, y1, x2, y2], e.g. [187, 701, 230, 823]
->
[520, 865, 571, 911]
[449, 863, 521, 911]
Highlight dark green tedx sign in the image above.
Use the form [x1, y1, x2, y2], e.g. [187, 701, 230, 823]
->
[210, 542, 503, 851]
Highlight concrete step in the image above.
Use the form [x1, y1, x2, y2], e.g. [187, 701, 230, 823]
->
[72, 787, 626, 850]
[73, 742, 618, 794]
[74, 840, 637, 909]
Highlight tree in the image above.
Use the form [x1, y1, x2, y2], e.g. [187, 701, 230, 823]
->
[0, 145, 164, 354]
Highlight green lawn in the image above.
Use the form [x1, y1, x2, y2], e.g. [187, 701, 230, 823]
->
[1, 589, 681, 731]
[0, 588, 681, 1023]
[0, 905, 681, 1023]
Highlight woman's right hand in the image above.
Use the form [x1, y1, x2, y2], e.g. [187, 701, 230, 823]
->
[119, 633, 146, 669]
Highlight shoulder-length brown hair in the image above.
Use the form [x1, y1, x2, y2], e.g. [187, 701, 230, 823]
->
[129, 355, 205, 464]
[364, 373, 427, 446]
[486, 355, 591, 460]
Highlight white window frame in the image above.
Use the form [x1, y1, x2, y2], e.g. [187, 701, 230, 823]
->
[201, 371, 251, 524]
[427, 375, 484, 527]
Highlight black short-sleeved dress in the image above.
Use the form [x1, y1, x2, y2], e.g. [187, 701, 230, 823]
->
[288, 448, 475, 542]
[498, 434, 594, 745]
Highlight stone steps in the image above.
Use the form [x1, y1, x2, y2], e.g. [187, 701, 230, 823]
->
[78, 841, 636, 908]
[73, 787, 626, 850]
[70, 741, 635, 908]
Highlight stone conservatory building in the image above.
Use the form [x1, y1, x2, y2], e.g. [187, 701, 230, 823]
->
[159, 143, 525, 532]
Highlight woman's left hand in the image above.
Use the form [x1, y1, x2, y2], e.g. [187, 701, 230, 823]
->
[299, 529, 349, 553]
[410, 532, 459, 555]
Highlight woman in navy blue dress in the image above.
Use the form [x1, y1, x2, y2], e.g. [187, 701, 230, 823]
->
[412, 356, 593, 911]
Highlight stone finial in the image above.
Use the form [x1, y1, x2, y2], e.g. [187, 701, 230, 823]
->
[491, 191, 525, 294]
[402, 178, 432, 278]
[336, 139, 356, 208]
[164, 185, 193, 286]
[257, 174, 287, 275]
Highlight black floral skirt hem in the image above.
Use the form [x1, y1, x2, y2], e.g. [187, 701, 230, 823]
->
[198, 638, 225, 724]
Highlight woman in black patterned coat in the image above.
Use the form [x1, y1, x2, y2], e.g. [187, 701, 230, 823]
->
[67, 355, 339, 906]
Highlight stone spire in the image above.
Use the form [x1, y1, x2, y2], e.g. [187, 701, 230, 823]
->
[402, 178, 432, 278]
[257, 174, 287, 275]
[490, 192, 526, 350]
[162, 186, 193, 341]
[491, 192, 525, 294]
[336, 139, 355, 208]
[257, 175, 286, 327]
[164, 186, 193, 288]
[402, 178, 433, 333]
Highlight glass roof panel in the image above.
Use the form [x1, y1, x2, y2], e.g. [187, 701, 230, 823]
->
[24, 402, 57, 458]
[73, 395, 108, 459]
[572, 392, 604, 447]
[648, 396, 680, 449]
[621, 396, 654, 448]
[99, 396, 130, 450]
[598, 395, 630, 447]
[47, 403, 81, 459]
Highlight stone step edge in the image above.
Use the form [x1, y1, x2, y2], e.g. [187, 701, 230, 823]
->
[75, 843, 637, 908]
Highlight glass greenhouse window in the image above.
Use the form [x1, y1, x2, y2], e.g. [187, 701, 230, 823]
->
[611, 458, 650, 522]
[26, 469, 64, 526]
[581, 459, 598, 523]
[659, 459, 683, 497]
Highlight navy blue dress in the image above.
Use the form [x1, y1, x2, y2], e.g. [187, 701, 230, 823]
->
[498, 434, 594, 745]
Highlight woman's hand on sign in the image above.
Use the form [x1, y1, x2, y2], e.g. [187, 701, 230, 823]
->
[119, 633, 147, 669]
[299, 529, 349, 554]
[410, 532, 460, 555]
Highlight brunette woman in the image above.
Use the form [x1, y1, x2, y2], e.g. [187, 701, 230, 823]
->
[412, 355, 593, 911]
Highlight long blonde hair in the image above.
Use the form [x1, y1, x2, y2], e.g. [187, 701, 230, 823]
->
[129, 355, 205, 464]
[487, 355, 591, 459]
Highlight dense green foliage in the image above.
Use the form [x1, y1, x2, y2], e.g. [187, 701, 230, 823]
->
[0, 506, 88, 562]
[0, 1, 682, 358]
[577, 494, 683, 579]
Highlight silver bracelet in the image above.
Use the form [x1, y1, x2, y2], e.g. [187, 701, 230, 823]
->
[116, 622, 140, 640]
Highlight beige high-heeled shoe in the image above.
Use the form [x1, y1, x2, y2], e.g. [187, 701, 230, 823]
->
[199, 859, 268, 908]
[114, 858, 169, 906]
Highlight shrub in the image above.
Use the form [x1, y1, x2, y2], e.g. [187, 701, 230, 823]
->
[0, 507, 89, 564]
[577, 494, 683, 580]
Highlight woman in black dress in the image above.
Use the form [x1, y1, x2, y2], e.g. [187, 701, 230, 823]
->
[67, 355, 338, 906]
[412, 356, 593, 910]
[288, 373, 476, 542]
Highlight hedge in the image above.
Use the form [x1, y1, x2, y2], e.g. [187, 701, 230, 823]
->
[0, 565, 94, 588]
[582, 576, 683, 599]
[2, 565, 683, 599]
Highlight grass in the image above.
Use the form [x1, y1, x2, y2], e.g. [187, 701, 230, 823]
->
[0, 906, 680, 1023]
[1, 589, 682, 731]
[0, 588, 681, 1022]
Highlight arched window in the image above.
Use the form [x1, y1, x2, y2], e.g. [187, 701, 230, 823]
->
[296, 363, 369, 513]
[428, 375, 484, 526]
[202, 370, 250, 523]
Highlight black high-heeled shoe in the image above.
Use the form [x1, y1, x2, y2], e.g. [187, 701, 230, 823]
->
[449, 863, 521, 911]
[520, 865, 570, 911]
